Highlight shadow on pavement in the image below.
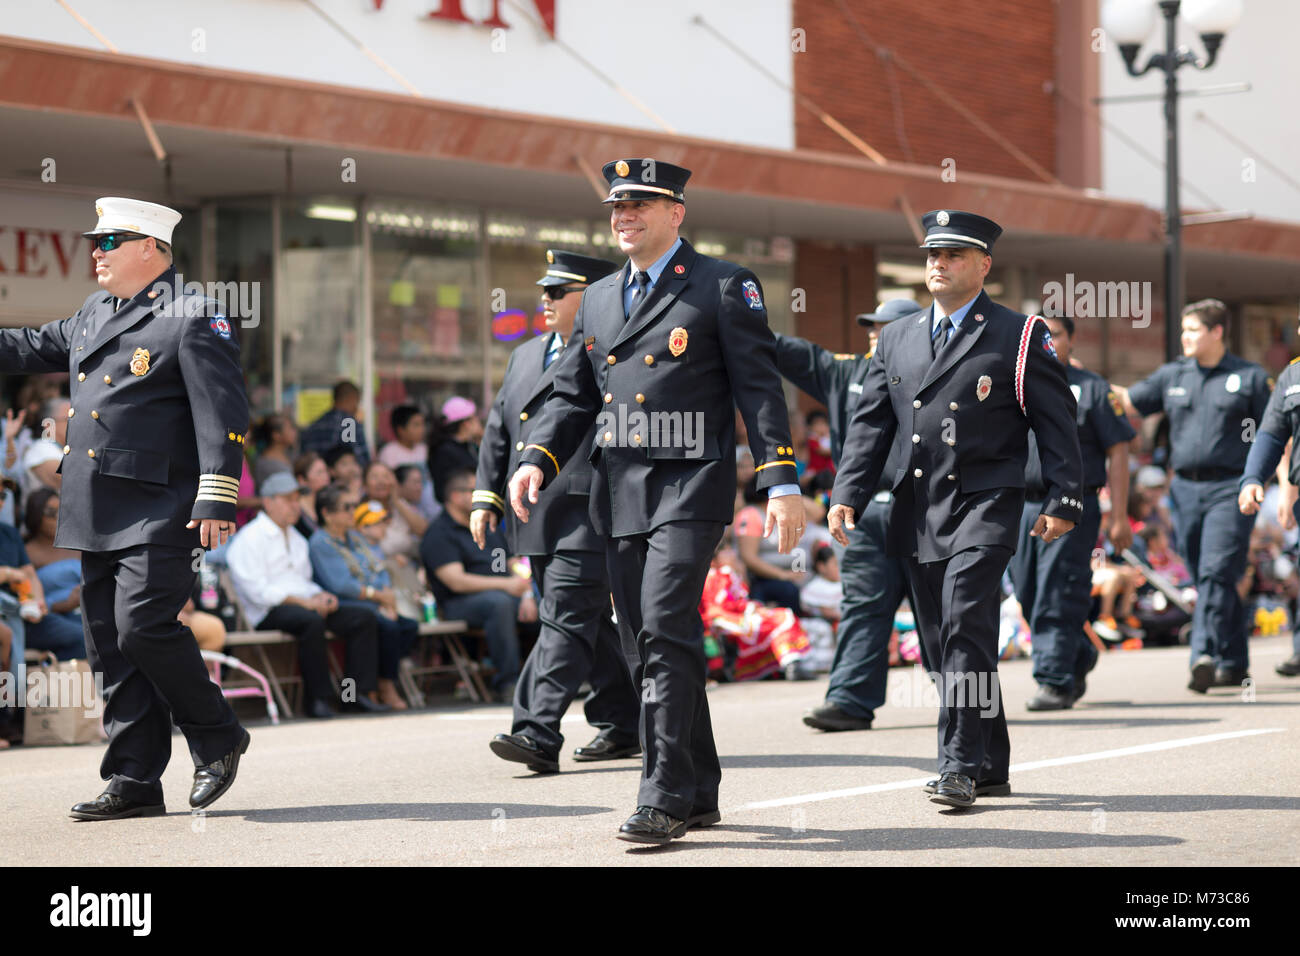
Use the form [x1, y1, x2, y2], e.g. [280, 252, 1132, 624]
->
[1079, 696, 1298, 708]
[720, 754, 935, 771]
[626, 823, 1183, 854]
[991, 792, 1300, 813]
[219, 802, 614, 823]
[1005, 716, 1219, 728]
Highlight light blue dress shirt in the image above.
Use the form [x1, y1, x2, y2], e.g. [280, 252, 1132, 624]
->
[930, 293, 981, 344]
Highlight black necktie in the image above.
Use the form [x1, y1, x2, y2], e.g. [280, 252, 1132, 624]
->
[627, 270, 651, 319]
[931, 315, 953, 358]
[543, 334, 562, 370]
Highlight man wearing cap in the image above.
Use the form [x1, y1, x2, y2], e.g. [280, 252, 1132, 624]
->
[1113, 299, 1269, 693]
[774, 300, 920, 733]
[1010, 314, 1135, 711]
[472, 249, 641, 774]
[508, 159, 803, 844]
[829, 210, 1083, 809]
[0, 197, 251, 819]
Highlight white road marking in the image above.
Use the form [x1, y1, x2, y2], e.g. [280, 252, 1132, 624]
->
[436, 713, 586, 723]
[736, 727, 1286, 810]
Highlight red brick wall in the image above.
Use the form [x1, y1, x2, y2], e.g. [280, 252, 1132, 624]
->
[791, 0, 1058, 182]
[791, 240, 876, 412]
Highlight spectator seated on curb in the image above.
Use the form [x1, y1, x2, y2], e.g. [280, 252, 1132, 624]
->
[308, 484, 418, 711]
[225, 472, 387, 719]
[419, 467, 531, 701]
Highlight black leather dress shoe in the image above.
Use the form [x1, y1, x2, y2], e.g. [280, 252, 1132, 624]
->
[189, 729, 250, 809]
[69, 792, 166, 821]
[1025, 683, 1075, 711]
[616, 806, 688, 845]
[489, 733, 559, 773]
[1212, 667, 1250, 687]
[688, 807, 722, 828]
[1276, 654, 1300, 677]
[305, 699, 334, 719]
[802, 702, 872, 732]
[924, 777, 1010, 797]
[341, 695, 391, 714]
[929, 771, 976, 808]
[1188, 654, 1216, 693]
[572, 735, 641, 762]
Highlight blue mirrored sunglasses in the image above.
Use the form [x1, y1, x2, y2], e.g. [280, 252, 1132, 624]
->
[92, 233, 148, 253]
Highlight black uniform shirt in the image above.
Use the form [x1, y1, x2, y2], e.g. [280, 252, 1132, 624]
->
[1027, 365, 1136, 497]
[1127, 353, 1270, 474]
[419, 511, 511, 608]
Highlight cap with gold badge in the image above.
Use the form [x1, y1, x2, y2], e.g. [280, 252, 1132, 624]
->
[537, 249, 619, 288]
[918, 210, 1002, 253]
[83, 197, 182, 245]
[601, 158, 691, 204]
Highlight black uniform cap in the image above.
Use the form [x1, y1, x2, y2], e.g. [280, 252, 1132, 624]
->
[919, 210, 1003, 253]
[601, 158, 691, 204]
[537, 249, 620, 287]
[856, 298, 922, 327]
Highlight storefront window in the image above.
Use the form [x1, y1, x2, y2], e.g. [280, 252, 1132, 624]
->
[280, 200, 361, 427]
[368, 200, 481, 446]
[215, 200, 273, 410]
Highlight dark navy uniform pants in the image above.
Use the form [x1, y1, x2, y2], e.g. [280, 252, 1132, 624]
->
[607, 520, 725, 821]
[511, 549, 640, 756]
[1010, 494, 1101, 693]
[824, 495, 907, 720]
[81, 544, 244, 804]
[1168, 476, 1254, 671]
[906, 546, 1012, 782]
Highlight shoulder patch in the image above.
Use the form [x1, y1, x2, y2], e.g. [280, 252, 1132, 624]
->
[1108, 390, 1125, 416]
[209, 315, 232, 339]
[741, 279, 763, 311]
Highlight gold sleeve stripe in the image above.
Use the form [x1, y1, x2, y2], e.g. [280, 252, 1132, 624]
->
[199, 474, 241, 487]
[198, 482, 241, 492]
[525, 443, 560, 476]
[754, 460, 797, 472]
[472, 489, 504, 504]
[195, 491, 239, 504]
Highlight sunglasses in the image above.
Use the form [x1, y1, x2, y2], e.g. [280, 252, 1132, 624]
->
[92, 233, 148, 253]
[543, 285, 584, 301]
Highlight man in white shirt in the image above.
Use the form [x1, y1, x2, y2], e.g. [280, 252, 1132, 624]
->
[20, 396, 70, 496]
[224, 472, 386, 718]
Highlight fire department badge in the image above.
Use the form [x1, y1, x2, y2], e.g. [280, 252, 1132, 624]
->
[976, 375, 992, 402]
[741, 279, 763, 311]
[668, 327, 688, 357]
[936, 210, 950, 226]
[546, 250, 554, 263]
[615, 160, 630, 177]
[129, 348, 151, 376]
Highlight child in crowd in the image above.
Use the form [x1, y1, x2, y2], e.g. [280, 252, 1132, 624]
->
[700, 547, 812, 682]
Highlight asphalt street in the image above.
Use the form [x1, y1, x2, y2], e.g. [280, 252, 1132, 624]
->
[3, 635, 1297, 866]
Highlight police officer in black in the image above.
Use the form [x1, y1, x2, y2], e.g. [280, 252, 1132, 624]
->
[472, 249, 641, 773]
[1115, 299, 1269, 692]
[1239, 346, 1300, 678]
[1011, 314, 1135, 710]
[829, 210, 1083, 809]
[509, 159, 802, 844]
[0, 197, 249, 820]
[775, 299, 918, 732]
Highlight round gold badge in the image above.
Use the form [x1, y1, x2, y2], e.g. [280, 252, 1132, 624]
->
[615, 160, 630, 177]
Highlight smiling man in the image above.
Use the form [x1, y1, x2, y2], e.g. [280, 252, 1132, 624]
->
[828, 210, 1083, 810]
[0, 197, 250, 820]
[507, 158, 802, 844]
[472, 248, 640, 773]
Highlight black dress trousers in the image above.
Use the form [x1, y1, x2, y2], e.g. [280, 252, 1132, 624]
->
[80, 544, 244, 803]
[607, 520, 726, 821]
[905, 546, 1012, 782]
[511, 550, 640, 755]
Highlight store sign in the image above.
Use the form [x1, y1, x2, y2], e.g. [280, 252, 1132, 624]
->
[492, 309, 529, 342]
[0, 222, 98, 324]
[370, 0, 556, 37]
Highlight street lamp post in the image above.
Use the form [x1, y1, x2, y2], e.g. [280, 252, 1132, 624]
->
[1101, 0, 1243, 361]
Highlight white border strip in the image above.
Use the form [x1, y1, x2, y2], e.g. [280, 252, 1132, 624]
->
[737, 727, 1285, 810]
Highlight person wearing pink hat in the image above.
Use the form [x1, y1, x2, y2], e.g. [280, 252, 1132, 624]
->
[428, 396, 482, 505]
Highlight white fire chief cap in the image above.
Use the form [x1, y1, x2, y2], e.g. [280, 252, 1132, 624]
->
[82, 197, 182, 245]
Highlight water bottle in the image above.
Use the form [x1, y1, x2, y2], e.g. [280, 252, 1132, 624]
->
[421, 593, 438, 623]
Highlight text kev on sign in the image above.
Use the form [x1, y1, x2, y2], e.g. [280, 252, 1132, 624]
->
[0, 189, 99, 325]
[371, 0, 557, 36]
